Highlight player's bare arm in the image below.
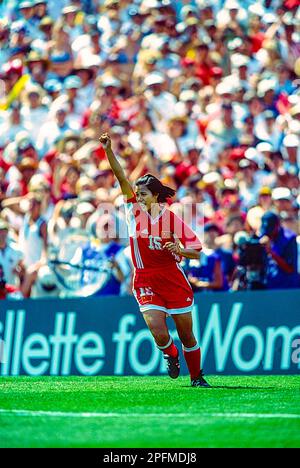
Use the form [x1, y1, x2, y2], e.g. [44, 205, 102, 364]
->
[99, 133, 134, 200]
[163, 241, 201, 260]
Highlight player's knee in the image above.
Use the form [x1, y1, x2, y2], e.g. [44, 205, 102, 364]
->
[179, 333, 197, 348]
[152, 330, 170, 347]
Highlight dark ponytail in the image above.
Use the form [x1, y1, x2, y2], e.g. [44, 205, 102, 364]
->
[135, 174, 176, 203]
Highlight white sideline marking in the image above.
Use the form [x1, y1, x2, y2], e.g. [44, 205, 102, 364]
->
[0, 409, 299, 419]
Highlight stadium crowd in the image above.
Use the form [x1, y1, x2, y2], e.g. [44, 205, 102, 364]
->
[0, 0, 299, 299]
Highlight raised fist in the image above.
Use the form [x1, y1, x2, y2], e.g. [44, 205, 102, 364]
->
[99, 133, 111, 150]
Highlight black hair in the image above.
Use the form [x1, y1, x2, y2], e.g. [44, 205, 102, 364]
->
[135, 174, 176, 203]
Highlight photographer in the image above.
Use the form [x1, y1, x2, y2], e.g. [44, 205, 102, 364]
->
[231, 231, 267, 291]
[259, 211, 299, 290]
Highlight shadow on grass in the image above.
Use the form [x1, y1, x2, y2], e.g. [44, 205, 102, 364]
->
[182, 385, 276, 390]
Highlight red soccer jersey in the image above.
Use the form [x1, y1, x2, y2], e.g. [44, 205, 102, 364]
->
[125, 196, 202, 271]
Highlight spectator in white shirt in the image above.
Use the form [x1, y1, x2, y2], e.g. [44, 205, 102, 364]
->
[0, 101, 30, 148]
[50, 75, 87, 128]
[36, 104, 78, 157]
[143, 72, 177, 133]
[21, 85, 49, 138]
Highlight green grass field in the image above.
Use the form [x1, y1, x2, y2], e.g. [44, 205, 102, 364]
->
[0, 375, 299, 448]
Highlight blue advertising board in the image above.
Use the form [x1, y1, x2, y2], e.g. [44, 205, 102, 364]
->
[0, 290, 299, 376]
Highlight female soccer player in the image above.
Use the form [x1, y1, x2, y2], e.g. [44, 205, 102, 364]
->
[99, 133, 210, 387]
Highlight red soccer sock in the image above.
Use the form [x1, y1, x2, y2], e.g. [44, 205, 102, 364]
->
[157, 338, 178, 358]
[183, 345, 201, 380]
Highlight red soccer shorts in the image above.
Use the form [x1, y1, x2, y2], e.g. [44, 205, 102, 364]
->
[133, 263, 194, 315]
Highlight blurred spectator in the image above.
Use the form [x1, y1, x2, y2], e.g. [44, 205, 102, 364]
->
[260, 211, 299, 289]
[18, 194, 48, 296]
[0, 263, 23, 299]
[185, 222, 226, 292]
[92, 213, 125, 296]
[0, 218, 24, 287]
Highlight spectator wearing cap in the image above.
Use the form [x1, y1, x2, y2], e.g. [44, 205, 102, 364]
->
[51, 74, 87, 127]
[237, 158, 261, 208]
[0, 101, 30, 148]
[10, 19, 31, 50]
[259, 211, 299, 289]
[72, 59, 99, 107]
[39, 16, 54, 43]
[272, 187, 294, 216]
[92, 166, 115, 191]
[36, 104, 77, 157]
[73, 22, 107, 66]
[61, 4, 83, 43]
[178, 89, 204, 139]
[97, 0, 123, 53]
[257, 186, 273, 212]
[25, 51, 49, 88]
[239, 114, 260, 147]
[10, 154, 39, 196]
[282, 133, 300, 168]
[43, 78, 62, 103]
[33, 0, 48, 21]
[230, 54, 251, 91]
[20, 85, 49, 137]
[17, 193, 48, 296]
[257, 78, 279, 114]
[132, 49, 161, 93]
[143, 72, 177, 133]
[72, 201, 94, 230]
[17, 1, 41, 41]
[28, 174, 54, 222]
[257, 39, 282, 73]
[48, 50, 74, 81]
[152, 35, 180, 80]
[48, 19, 73, 58]
[254, 110, 284, 151]
[47, 20, 74, 80]
[216, 0, 248, 31]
